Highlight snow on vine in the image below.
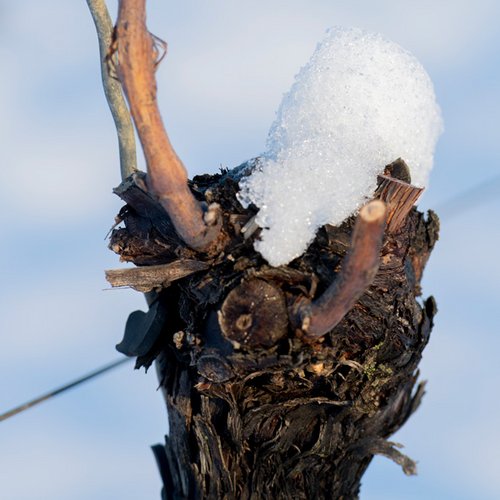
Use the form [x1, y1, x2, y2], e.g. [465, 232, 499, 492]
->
[238, 27, 443, 266]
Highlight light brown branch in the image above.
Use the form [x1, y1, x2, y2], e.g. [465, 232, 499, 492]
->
[299, 200, 387, 339]
[115, 0, 220, 251]
[86, 0, 138, 179]
[105, 259, 208, 292]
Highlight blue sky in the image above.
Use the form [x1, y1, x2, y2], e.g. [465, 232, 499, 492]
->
[1, 1, 499, 498]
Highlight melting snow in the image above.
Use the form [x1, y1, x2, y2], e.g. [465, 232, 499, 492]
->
[238, 27, 443, 266]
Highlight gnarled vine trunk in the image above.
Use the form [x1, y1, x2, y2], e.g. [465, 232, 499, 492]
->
[88, 1, 440, 497]
[107, 160, 439, 499]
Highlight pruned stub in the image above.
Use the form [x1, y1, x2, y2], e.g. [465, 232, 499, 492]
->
[109, 160, 439, 499]
[218, 278, 288, 349]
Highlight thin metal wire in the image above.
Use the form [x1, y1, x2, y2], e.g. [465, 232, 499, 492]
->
[0, 357, 132, 423]
[4, 0, 141, 426]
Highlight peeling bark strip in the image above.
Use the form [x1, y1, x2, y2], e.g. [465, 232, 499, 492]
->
[298, 200, 387, 339]
[376, 176, 424, 233]
[105, 259, 208, 292]
[114, 0, 220, 250]
[377, 158, 424, 234]
[108, 162, 439, 499]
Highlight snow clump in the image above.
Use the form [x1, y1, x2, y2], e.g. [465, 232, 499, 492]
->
[238, 27, 443, 267]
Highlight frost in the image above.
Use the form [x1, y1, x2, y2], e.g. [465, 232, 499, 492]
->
[238, 27, 443, 267]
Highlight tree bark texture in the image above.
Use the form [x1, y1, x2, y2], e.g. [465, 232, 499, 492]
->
[109, 159, 439, 499]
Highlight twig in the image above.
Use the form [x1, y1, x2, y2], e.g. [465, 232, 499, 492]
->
[298, 200, 387, 339]
[115, 0, 220, 251]
[0, 357, 131, 423]
[105, 259, 209, 292]
[86, 0, 138, 180]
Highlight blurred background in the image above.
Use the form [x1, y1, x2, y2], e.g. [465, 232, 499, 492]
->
[1, 1, 499, 498]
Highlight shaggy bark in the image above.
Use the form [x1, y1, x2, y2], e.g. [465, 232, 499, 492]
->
[108, 158, 439, 499]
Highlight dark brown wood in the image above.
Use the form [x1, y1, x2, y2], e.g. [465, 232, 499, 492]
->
[383, 157, 412, 184]
[108, 163, 440, 499]
[297, 200, 386, 339]
[105, 259, 208, 292]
